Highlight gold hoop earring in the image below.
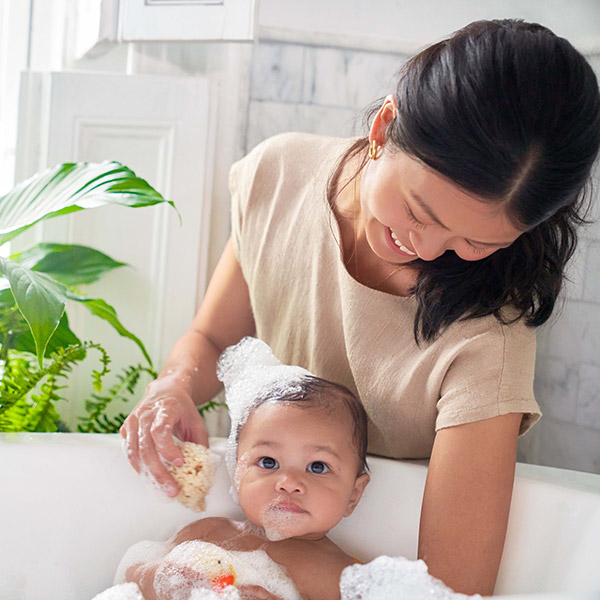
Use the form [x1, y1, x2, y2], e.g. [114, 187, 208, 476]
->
[369, 140, 381, 160]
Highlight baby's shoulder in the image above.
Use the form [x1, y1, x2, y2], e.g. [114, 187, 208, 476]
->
[278, 538, 355, 600]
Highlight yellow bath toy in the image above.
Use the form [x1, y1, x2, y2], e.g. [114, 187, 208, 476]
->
[164, 540, 302, 599]
[191, 544, 237, 592]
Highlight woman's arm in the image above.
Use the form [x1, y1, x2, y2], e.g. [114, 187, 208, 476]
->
[121, 236, 256, 495]
[418, 412, 522, 596]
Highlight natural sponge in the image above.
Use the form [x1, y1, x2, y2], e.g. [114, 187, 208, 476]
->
[168, 441, 215, 511]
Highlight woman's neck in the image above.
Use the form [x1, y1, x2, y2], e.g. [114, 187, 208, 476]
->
[333, 153, 417, 296]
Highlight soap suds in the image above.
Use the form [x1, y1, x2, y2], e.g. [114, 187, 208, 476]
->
[340, 556, 482, 600]
[154, 540, 301, 600]
[216, 337, 311, 503]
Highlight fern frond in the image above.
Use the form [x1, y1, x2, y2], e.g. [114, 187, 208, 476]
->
[0, 341, 110, 432]
[198, 399, 226, 417]
[78, 363, 157, 433]
[21, 374, 63, 432]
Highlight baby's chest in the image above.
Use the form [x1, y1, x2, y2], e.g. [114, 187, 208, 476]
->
[277, 554, 345, 600]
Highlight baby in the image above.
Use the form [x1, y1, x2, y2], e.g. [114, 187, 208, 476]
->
[121, 337, 370, 600]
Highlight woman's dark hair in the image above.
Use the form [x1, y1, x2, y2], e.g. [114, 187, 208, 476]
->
[328, 19, 600, 342]
[243, 375, 369, 476]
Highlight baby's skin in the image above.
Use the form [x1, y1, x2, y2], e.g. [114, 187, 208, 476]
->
[127, 516, 358, 600]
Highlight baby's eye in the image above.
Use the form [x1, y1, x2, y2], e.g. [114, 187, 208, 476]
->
[258, 456, 279, 470]
[307, 461, 329, 474]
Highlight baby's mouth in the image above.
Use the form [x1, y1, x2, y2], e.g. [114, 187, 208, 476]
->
[272, 501, 307, 514]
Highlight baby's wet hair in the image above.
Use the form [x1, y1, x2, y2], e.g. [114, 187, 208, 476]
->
[238, 375, 369, 476]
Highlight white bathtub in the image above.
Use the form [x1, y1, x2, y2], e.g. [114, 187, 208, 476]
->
[1, 433, 599, 600]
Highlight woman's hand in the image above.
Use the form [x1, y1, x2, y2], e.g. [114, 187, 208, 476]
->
[121, 237, 255, 496]
[120, 376, 209, 497]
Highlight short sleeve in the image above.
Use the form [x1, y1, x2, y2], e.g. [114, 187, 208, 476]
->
[228, 134, 293, 263]
[228, 152, 252, 262]
[435, 318, 542, 436]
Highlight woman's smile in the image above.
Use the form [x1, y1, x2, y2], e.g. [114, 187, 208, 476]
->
[356, 150, 523, 266]
[387, 228, 417, 257]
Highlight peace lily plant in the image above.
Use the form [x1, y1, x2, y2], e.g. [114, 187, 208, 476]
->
[0, 162, 173, 433]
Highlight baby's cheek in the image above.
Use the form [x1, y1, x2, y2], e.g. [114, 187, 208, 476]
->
[234, 453, 252, 493]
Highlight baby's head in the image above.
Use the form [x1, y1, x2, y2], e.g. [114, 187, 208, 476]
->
[235, 375, 370, 541]
[217, 338, 370, 541]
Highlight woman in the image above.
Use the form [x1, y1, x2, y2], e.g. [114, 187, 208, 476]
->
[121, 19, 600, 595]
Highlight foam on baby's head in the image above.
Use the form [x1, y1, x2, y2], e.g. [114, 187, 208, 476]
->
[216, 337, 312, 501]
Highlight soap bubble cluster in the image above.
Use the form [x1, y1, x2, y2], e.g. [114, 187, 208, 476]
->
[340, 556, 482, 600]
[114, 539, 171, 587]
[189, 587, 240, 600]
[153, 541, 301, 600]
[91, 582, 144, 600]
[216, 337, 312, 502]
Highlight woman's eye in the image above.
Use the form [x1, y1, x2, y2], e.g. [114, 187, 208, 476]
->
[465, 241, 491, 255]
[258, 456, 279, 469]
[307, 461, 329, 474]
[406, 205, 426, 230]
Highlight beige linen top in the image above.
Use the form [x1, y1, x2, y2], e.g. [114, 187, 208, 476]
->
[229, 132, 541, 459]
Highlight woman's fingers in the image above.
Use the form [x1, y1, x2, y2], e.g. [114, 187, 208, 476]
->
[138, 415, 180, 497]
[120, 384, 210, 498]
[172, 403, 210, 449]
[150, 402, 187, 467]
[121, 413, 141, 474]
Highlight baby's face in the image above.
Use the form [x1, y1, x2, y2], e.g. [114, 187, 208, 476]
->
[235, 402, 369, 541]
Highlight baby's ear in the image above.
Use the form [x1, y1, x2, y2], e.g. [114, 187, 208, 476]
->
[344, 473, 370, 517]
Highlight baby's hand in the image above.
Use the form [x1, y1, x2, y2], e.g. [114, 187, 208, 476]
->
[238, 585, 285, 600]
[153, 560, 209, 600]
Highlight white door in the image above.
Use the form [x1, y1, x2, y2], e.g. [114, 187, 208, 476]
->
[15, 70, 218, 427]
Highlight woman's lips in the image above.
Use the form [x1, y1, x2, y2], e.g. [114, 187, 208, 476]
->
[386, 227, 417, 257]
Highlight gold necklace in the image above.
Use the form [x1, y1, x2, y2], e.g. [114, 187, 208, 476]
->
[351, 176, 403, 289]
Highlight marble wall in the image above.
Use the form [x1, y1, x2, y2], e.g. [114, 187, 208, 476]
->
[246, 39, 600, 474]
[245, 41, 408, 151]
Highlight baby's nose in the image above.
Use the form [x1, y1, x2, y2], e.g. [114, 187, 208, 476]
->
[276, 470, 305, 494]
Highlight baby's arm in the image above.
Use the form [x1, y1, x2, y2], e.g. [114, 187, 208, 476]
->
[119, 518, 218, 600]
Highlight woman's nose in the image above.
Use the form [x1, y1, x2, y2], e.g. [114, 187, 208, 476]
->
[276, 470, 305, 494]
[409, 231, 448, 261]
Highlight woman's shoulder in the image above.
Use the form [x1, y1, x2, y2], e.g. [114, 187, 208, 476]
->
[233, 132, 356, 178]
[250, 131, 353, 157]
[229, 132, 356, 208]
[431, 309, 537, 376]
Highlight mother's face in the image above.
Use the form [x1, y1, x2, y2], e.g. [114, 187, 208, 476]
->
[360, 96, 524, 264]
[359, 149, 524, 264]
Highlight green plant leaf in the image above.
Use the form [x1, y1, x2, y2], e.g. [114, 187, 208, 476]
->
[11, 243, 128, 286]
[69, 295, 152, 367]
[0, 161, 178, 246]
[0, 288, 79, 358]
[11, 312, 81, 356]
[0, 286, 14, 306]
[0, 257, 67, 366]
